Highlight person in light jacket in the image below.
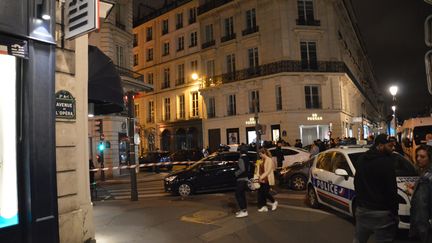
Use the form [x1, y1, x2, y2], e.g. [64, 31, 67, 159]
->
[257, 148, 277, 212]
[410, 145, 432, 243]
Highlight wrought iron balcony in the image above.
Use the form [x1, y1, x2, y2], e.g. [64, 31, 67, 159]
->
[221, 33, 236, 43]
[296, 18, 321, 26]
[175, 78, 185, 86]
[176, 23, 183, 29]
[200, 60, 347, 88]
[242, 26, 259, 36]
[161, 82, 170, 89]
[198, 0, 233, 15]
[189, 17, 196, 24]
[201, 40, 216, 49]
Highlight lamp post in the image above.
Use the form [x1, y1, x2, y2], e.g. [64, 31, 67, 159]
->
[389, 85, 398, 136]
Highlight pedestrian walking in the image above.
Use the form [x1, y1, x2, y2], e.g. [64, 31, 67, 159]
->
[234, 144, 251, 218]
[294, 139, 303, 148]
[275, 141, 284, 168]
[410, 145, 432, 243]
[353, 134, 399, 243]
[257, 148, 277, 212]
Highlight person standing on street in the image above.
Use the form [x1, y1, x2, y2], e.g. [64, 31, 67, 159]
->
[257, 148, 277, 212]
[410, 145, 432, 243]
[234, 144, 250, 218]
[353, 134, 399, 243]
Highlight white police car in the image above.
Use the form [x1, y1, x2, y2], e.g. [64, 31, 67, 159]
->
[306, 147, 418, 229]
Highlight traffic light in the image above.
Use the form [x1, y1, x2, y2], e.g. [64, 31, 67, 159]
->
[98, 141, 105, 152]
[95, 119, 103, 134]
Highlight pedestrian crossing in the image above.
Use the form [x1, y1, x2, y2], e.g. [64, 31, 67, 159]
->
[105, 179, 170, 200]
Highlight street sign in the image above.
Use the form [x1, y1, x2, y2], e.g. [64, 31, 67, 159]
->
[64, 0, 100, 40]
[55, 90, 76, 120]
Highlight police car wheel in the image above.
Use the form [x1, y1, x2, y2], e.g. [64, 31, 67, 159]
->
[307, 187, 320, 208]
[178, 183, 192, 197]
[290, 174, 307, 191]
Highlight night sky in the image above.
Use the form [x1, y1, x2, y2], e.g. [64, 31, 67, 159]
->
[351, 0, 432, 121]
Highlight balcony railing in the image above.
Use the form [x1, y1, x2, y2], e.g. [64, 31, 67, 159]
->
[175, 78, 185, 86]
[198, 0, 233, 15]
[201, 40, 215, 49]
[176, 23, 183, 29]
[200, 60, 347, 88]
[161, 82, 170, 89]
[221, 33, 236, 43]
[146, 117, 154, 123]
[115, 22, 126, 30]
[146, 36, 152, 42]
[115, 65, 144, 82]
[162, 28, 169, 35]
[242, 26, 259, 36]
[189, 17, 196, 24]
[296, 18, 321, 26]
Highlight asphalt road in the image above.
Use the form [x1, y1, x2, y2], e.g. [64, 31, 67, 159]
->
[93, 189, 416, 243]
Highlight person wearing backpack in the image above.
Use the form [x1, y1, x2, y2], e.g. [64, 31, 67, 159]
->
[234, 144, 250, 218]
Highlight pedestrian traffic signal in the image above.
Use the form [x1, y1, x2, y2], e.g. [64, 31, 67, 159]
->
[95, 119, 103, 134]
[98, 141, 105, 152]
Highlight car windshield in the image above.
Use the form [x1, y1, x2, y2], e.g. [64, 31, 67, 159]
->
[349, 152, 417, 176]
[413, 125, 432, 145]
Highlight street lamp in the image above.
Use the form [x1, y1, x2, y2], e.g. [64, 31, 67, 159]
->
[389, 85, 398, 136]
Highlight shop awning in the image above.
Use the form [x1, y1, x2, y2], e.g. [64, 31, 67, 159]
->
[88, 45, 124, 115]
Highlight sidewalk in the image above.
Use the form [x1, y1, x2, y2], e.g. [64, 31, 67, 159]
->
[93, 194, 357, 243]
[97, 171, 169, 185]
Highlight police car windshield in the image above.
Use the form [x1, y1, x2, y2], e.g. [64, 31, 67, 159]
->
[349, 152, 417, 177]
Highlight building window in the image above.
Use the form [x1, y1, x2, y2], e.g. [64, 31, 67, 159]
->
[147, 72, 154, 85]
[164, 98, 171, 121]
[189, 7, 197, 24]
[227, 94, 236, 116]
[249, 90, 260, 113]
[162, 19, 169, 35]
[133, 54, 138, 66]
[176, 64, 185, 85]
[276, 85, 282, 110]
[206, 60, 215, 79]
[246, 8, 257, 28]
[224, 16, 234, 37]
[305, 85, 321, 109]
[191, 60, 198, 73]
[176, 13, 183, 29]
[162, 68, 170, 89]
[205, 24, 214, 42]
[178, 94, 185, 119]
[148, 101, 154, 123]
[177, 36, 184, 51]
[248, 47, 259, 74]
[300, 41, 317, 69]
[134, 104, 140, 117]
[208, 97, 216, 118]
[191, 92, 199, 117]
[226, 54, 236, 80]
[190, 31, 198, 47]
[115, 4, 126, 30]
[133, 33, 138, 47]
[163, 42, 170, 56]
[297, 0, 319, 25]
[147, 48, 153, 61]
[115, 45, 125, 67]
[146, 27, 153, 41]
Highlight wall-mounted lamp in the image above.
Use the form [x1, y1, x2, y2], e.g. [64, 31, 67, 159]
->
[100, 0, 116, 19]
[37, 0, 51, 20]
[88, 103, 95, 118]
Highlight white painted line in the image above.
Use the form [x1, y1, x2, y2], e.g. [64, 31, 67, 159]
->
[277, 204, 332, 215]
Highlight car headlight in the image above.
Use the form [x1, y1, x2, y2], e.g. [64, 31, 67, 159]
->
[165, 176, 177, 182]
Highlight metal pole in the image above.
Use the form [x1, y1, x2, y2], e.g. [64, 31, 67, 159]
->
[127, 91, 138, 201]
[100, 150, 105, 181]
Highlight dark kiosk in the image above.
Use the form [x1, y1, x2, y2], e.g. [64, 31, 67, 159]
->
[0, 0, 59, 242]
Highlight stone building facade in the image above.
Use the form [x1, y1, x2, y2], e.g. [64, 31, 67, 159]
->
[134, 0, 384, 153]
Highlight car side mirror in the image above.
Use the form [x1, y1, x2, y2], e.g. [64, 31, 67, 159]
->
[335, 169, 349, 180]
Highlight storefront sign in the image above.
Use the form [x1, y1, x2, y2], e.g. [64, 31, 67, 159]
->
[307, 113, 323, 121]
[352, 117, 362, 123]
[0, 34, 28, 59]
[65, 0, 100, 40]
[245, 117, 256, 125]
[55, 90, 76, 120]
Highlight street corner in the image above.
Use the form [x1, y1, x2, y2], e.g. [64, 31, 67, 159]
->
[181, 209, 229, 225]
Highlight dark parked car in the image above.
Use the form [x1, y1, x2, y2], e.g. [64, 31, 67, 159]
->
[169, 149, 204, 162]
[164, 151, 257, 197]
[279, 158, 313, 191]
[139, 151, 172, 171]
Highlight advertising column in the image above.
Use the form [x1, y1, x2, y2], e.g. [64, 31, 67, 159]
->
[0, 54, 18, 228]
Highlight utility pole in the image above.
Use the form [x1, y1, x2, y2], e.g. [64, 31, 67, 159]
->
[127, 91, 138, 201]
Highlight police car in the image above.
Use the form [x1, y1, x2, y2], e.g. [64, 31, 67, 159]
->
[306, 146, 418, 229]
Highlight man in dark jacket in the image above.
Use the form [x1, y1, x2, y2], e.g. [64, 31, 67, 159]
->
[353, 134, 399, 243]
[234, 144, 250, 218]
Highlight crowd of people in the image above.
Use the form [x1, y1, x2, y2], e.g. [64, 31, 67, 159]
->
[232, 134, 432, 243]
